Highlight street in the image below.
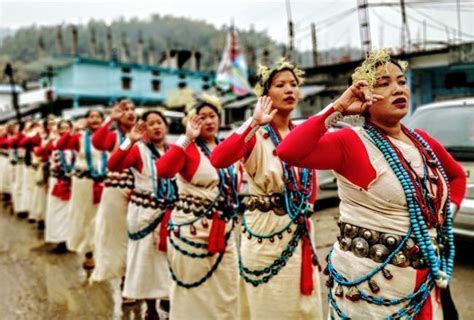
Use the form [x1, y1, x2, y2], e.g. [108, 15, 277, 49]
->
[0, 202, 473, 319]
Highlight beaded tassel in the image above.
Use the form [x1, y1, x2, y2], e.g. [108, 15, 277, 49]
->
[157, 208, 171, 252]
[208, 214, 226, 254]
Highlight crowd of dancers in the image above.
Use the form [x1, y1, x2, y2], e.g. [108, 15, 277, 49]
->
[0, 48, 466, 320]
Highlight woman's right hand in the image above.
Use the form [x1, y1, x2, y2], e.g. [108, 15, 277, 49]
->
[110, 100, 127, 121]
[129, 121, 146, 143]
[251, 96, 277, 126]
[334, 80, 383, 115]
[185, 115, 203, 140]
[73, 119, 87, 132]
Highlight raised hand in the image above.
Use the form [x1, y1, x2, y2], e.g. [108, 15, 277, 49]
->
[333, 80, 383, 115]
[110, 100, 128, 121]
[185, 115, 203, 140]
[74, 118, 88, 132]
[129, 121, 147, 143]
[251, 96, 277, 126]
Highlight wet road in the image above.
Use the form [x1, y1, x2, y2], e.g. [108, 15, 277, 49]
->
[0, 202, 473, 319]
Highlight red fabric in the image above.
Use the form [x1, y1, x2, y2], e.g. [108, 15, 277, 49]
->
[277, 107, 377, 190]
[300, 234, 314, 295]
[414, 269, 432, 320]
[55, 132, 81, 151]
[210, 124, 257, 168]
[92, 119, 118, 152]
[415, 129, 467, 207]
[157, 208, 172, 252]
[107, 144, 143, 172]
[51, 179, 72, 201]
[155, 144, 200, 181]
[93, 182, 104, 204]
[207, 214, 226, 254]
[19, 134, 41, 149]
[8, 133, 24, 148]
[0, 136, 7, 148]
[34, 141, 54, 160]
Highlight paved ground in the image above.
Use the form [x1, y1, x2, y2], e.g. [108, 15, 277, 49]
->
[0, 200, 472, 319]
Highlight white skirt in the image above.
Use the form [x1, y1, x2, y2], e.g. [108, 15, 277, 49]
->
[0, 156, 11, 194]
[239, 210, 323, 320]
[66, 176, 98, 253]
[168, 209, 239, 320]
[12, 163, 25, 212]
[21, 166, 36, 215]
[29, 179, 48, 221]
[123, 202, 171, 300]
[45, 178, 71, 243]
[90, 186, 130, 283]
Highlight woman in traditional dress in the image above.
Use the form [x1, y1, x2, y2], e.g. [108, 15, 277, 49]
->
[277, 48, 466, 319]
[43, 119, 74, 253]
[56, 110, 107, 269]
[108, 109, 175, 319]
[19, 122, 42, 224]
[0, 123, 16, 205]
[156, 95, 240, 320]
[210, 59, 323, 319]
[90, 99, 136, 288]
[30, 115, 57, 230]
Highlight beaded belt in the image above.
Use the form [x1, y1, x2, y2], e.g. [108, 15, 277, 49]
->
[74, 169, 105, 182]
[245, 193, 286, 216]
[104, 171, 134, 189]
[15, 156, 25, 165]
[175, 195, 232, 217]
[337, 222, 436, 269]
[130, 190, 170, 210]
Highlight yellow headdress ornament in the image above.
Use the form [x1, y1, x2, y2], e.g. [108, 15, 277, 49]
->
[182, 94, 222, 125]
[352, 48, 408, 90]
[254, 57, 305, 97]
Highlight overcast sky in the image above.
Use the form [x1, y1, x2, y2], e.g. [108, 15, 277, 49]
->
[1, 0, 473, 51]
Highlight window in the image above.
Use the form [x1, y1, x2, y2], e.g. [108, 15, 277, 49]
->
[178, 73, 186, 79]
[122, 67, 131, 73]
[122, 77, 132, 90]
[152, 70, 160, 76]
[152, 79, 161, 92]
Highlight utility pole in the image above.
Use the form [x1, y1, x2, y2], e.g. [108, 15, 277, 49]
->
[71, 25, 78, 56]
[56, 26, 64, 53]
[121, 32, 130, 62]
[423, 20, 427, 50]
[311, 23, 318, 67]
[106, 26, 113, 60]
[400, 0, 411, 53]
[286, 0, 295, 62]
[3, 64, 22, 130]
[357, 0, 372, 56]
[457, 0, 462, 44]
[90, 27, 97, 58]
[137, 31, 145, 64]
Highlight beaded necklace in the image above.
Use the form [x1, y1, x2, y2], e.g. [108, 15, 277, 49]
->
[167, 137, 239, 288]
[146, 141, 177, 202]
[167, 138, 240, 230]
[128, 141, 176, 241]
[58, 150, 75, 174]
[326, 122, 455, 319]
[84, 129, 108, 179]
[240, 123, 316, 287]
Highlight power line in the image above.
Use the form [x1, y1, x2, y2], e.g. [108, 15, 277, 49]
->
[388, 5, 474, 39]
